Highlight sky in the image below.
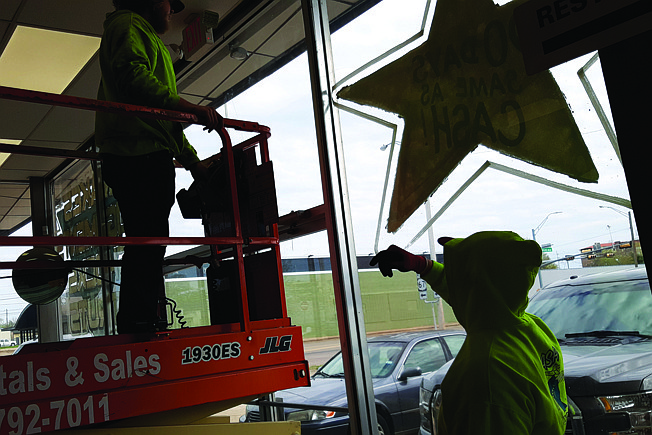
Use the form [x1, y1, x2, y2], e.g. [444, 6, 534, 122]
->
[180, 0, 634, 263]
[0, 0, 639, 323]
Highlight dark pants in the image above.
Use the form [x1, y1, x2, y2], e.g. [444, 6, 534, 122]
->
[102, 151, 176, 333]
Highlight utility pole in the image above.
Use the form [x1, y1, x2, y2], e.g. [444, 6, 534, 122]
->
[425, 200, 445, 329]
[532, 212, 562, 288]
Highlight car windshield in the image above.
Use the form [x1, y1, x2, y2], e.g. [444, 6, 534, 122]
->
[527, 274, 652, 340]
[316, 341, 406, 379]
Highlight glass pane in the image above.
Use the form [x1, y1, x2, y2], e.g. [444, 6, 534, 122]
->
[52, 161, 107, 338]
[332, 0, 456, 334]
[102, 171, 123, 333]
[404, 339, 445, 373]
[370, 342, 405, 377]
[169, 54, 326, 335]
[443, 334, 466, 358]
[0, 225, 34, 345]
[331, 0, 641, 334]
[315, 341, 405, 378]
[164, 266, 210, 329]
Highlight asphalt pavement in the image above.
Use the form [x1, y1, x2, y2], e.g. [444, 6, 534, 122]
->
[303, 336, 342, 369]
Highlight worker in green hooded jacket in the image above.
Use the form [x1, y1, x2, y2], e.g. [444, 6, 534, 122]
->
[371, 231, 568, 434]
[95, 0, 223, 333]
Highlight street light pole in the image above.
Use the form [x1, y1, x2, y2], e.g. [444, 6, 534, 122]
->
[599, 206, 638, 267]
[628, 211, 638, 267]
[532, 212, 562, 289]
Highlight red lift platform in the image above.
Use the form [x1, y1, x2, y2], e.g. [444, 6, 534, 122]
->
[0, 86, 310, 433]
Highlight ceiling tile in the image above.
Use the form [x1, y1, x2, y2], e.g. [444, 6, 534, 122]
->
[19, 139, 87, 151]
[0, 165, 51, 181]
[205, 56, 273, 100]
[65, 57, 101, 100]
[0, 197, 19, 207]
[0, 0, 21, 21]
[0, 210, 31, 223]
[17, 0, 113, 36]
[235, 2, 303, 57]
[0, 214, 31, 231]
[1, 153, 66, 172]
[181, 53, 243, 97]
[254, 13, 304, 57]
[30, 106, 95, 143]
[0, 184, 29, 196]
[0, 99, 51, 141]
[0, 21, 11, 45]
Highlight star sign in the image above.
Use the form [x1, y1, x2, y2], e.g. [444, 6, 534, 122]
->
[338, 0, 598, 233]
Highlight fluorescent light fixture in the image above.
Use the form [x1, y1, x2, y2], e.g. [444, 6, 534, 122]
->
[0, 139, 21, 168]
[0, 26, 100, 94]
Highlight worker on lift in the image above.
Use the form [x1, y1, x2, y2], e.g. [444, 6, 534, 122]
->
[371, 231, 568, 434]
[95, 0, 223, 334]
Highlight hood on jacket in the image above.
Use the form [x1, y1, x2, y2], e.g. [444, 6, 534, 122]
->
[429, 231, 541, 332]
[104, 9, 140, 33]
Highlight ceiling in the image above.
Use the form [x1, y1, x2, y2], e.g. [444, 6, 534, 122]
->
[0, 0, 380, 234]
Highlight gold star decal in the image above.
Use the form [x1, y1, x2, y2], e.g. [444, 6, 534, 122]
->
[338, 0, 598, 233]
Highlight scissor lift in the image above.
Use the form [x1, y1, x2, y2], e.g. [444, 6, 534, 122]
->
[0, 86, 310, 433]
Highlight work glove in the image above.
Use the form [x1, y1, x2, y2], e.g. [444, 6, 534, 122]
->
[370, 245, 427, 277]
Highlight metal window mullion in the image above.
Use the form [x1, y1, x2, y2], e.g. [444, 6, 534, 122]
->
[30, 176, 61, 343]
[93, 160, 117, 335]
[301, 1, 377, 435]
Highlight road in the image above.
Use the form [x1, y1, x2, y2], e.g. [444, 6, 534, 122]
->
[303, 337, 341, 369]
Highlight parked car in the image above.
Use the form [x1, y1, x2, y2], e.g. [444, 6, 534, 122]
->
[0, 338, 16, 347]
[419, 267, 652, 435]
[243, 329, 466, 435]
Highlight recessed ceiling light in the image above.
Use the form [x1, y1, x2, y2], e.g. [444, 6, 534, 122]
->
[0, 26, 100, 94]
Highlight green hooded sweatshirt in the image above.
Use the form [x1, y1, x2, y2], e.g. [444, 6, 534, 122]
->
[95, 9, 199, 168]
[422, 231, 568, 435]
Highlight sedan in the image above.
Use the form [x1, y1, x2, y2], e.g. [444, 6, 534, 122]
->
[244, 329, 466, 435]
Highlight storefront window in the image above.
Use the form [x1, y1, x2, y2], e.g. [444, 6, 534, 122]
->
[52, 161, 120, 338]
[82, 0, 638, 369]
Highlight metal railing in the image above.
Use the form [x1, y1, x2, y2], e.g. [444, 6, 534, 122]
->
[0, 84, 283, 333]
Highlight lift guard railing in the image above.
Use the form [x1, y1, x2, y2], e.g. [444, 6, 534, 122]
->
[0, 84, 313, 434]
[0, 84, 282, 334]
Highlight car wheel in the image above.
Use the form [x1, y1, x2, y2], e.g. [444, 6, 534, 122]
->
[377, 413, 391, 435]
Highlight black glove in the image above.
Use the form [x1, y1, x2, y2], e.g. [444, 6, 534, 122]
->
[370, 245, 427, 277]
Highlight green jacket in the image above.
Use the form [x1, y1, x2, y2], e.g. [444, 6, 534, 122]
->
[423, 231, 568, 435]
[95, 9, 199, 168]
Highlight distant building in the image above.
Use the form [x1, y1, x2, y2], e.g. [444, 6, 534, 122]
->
[10, 304, 37, 344]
